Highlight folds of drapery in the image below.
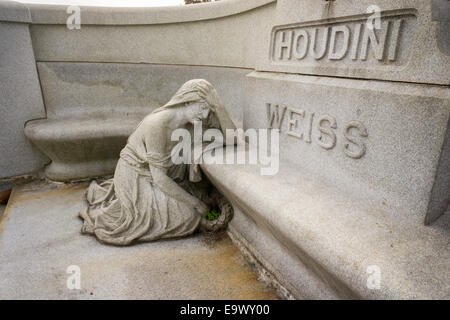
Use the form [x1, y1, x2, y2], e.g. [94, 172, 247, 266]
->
[79, 79, 237, 245]
[79, 149, 200, 245]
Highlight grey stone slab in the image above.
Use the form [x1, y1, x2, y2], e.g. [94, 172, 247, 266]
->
[425, 121, 450, 224]
[201, 152, 450, 299]
[432, 0, 450, 22]
[258, 0, 450, 85]
[29, 2, 275, 68]
[0, 0, 31, 23]
[26, 0, 449, 84]
[244, 71, 450, 224]
[0, 20, 48, 179]
[26, 0, 275, 25]
[0, 181, 278, 300]
[25, 117, 144, 181]
[36, 62, 247, 127]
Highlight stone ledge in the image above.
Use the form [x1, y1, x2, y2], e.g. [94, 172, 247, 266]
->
[25, 0, 275, 25]
[24, 116, 145, 181]
[201, 155, 450, 299]
[0, 0, 31, 23]
[432, 0, 450, 22]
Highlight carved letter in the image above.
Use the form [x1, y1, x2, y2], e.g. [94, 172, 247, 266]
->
[328, 25, 350, 60]
[350, 24, 362, 60]
[293, 30, 309, 60]
[266, 103, 287, 130]
[388, 19, 403, 61]
[287, 108, 314, 143]
[343, 120, 368, 159]
[276, 31, 293, 60]
[311, 27, 329, 60]
[316, 115, 337, 150]
[361, 21, 390, 60]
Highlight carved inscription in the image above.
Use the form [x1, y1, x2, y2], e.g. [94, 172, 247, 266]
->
[271, 11, 416, 66]
[267, 103, 368, 159]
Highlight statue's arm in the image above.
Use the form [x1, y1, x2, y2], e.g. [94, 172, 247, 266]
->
[142, 117, 207, 214]
[216, 102, 236, 130]
[149, 165, 208, 214]
[213, 101, 238, 145]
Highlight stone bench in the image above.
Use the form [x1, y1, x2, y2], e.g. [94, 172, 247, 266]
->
[25, 115, 144, 181]
[201, 152, 450, 299]
[23, 62, 248, 181]
[201, 67, 449, 299]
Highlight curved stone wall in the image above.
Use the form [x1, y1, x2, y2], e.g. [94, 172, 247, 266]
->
[0, 0, 448, 300]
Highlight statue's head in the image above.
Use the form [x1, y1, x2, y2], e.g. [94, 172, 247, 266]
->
[154, 79, 222, 127]
[183, 101, 211, 125]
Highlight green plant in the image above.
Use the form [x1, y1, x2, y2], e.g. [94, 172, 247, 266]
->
[204, 209, 221, 221]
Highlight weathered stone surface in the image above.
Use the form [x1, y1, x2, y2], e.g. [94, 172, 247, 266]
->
[1, 0, 448, 300]
[0, 0, 30, 23]
[36, 62, 247, 126]
[201, 152, 450, 299]
[0, 181, 278, 299]
[432, 0, 450, 57]
[27, 0, 274, 25]
[259, 0, 450, 85]
[0, 8, 48, 179]
[29, 2, 275, 68]
[25, 117, 143, 181]
[25, 63, 247, 181]
[244, 71, 450, 224]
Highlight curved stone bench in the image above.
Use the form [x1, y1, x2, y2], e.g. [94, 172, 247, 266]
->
[25, 115, 145, 181]
[25, 61, 249, 182]
[201, 149, 450, 299]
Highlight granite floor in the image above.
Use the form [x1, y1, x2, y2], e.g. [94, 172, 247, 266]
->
[0, 180, 278, 300]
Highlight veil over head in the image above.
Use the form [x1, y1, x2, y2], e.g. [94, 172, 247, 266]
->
[152, 79, 237, 182]
[153, 79, 220, 114]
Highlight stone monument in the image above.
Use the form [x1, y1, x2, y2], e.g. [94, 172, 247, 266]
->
[0, 0, 448, 299]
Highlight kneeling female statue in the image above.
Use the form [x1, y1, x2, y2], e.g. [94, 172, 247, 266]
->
[79, 79, 236, 245]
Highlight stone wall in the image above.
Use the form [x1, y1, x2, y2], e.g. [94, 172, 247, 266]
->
[0, 1, 48, 180]
[18, 0, 275, 181]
